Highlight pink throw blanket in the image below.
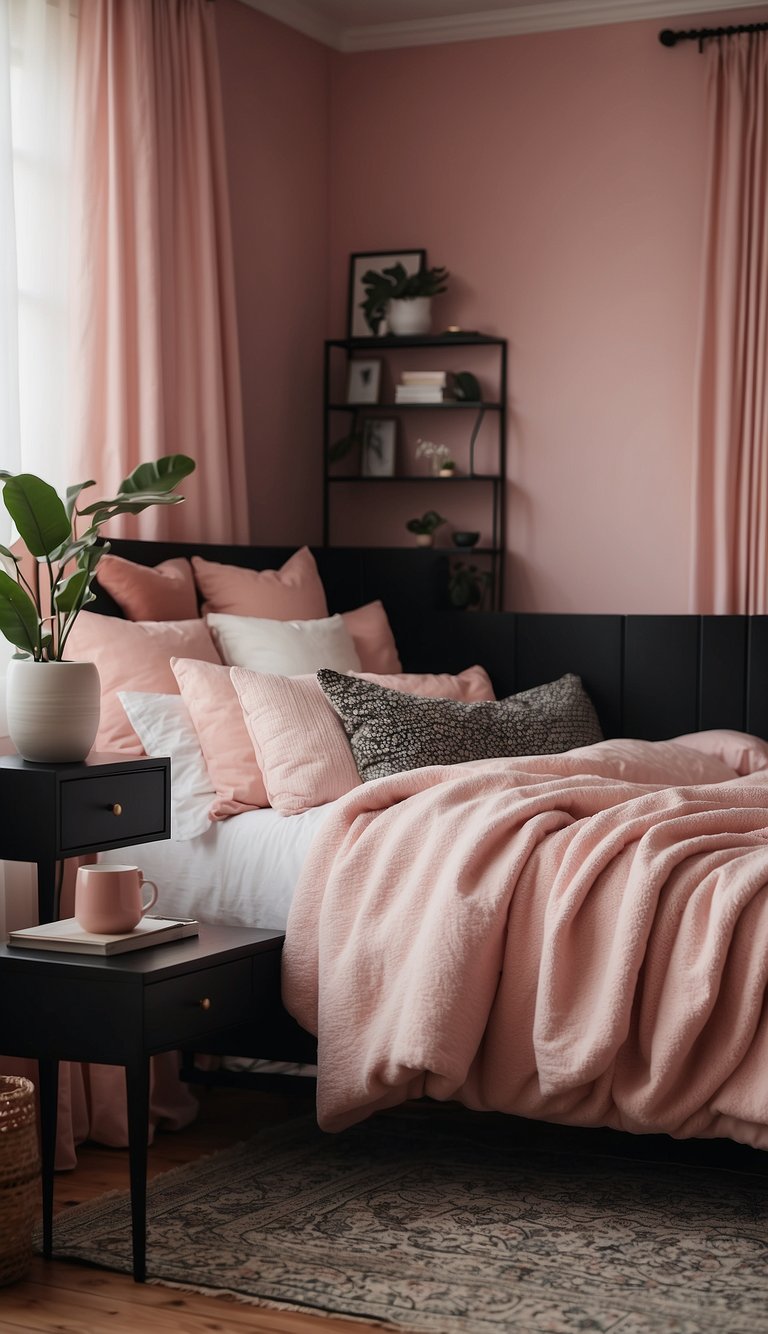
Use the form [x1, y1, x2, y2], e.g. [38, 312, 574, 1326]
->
[282, 739, 768, 1147]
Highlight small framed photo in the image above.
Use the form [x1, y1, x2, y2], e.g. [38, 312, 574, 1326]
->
[362, 419, 397, 477]
[347, 248, 426, 338]
[346, 358, 382, 404]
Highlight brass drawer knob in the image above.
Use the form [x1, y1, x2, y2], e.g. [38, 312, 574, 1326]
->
[111, 803, 123, 817]
[199, 997, 212, 1011]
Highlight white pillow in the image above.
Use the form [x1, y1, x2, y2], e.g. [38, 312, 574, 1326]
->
[205, 612, 362, 675]
[117, 691, 214, 840]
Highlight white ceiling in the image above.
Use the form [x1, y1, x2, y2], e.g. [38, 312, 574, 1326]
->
[241, 0, 768, 51]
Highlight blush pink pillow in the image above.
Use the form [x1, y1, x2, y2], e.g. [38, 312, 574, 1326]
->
[672, 729, 768, 776]
[64, 612, 221, 754]
[171, 657, 268, 818]
[96, 555, 198, 621]
[191, 547, 328, 620]
[230, 665, 496, 815]
[341, 602, 401, 673]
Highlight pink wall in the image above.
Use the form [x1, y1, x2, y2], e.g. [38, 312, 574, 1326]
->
[215, 0, 328, 545]
[327, 17, 723, 612]
[216, 3, 754, 613]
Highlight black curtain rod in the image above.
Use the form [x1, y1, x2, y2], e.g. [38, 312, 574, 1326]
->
[659, 20, 768, 47]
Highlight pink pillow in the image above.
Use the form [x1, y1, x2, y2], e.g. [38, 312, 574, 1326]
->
[171, 657, 268, 818]
[191, 547, 328, 620]
[96, 555, 198, 621]
[341, 602, 401, 674]
[65, 612, 221, 753]
[230, 665, 496, 815]
[672, 729, 768, 776]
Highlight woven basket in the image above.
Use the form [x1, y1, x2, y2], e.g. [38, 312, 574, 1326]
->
[0, 1077, 39, 1285]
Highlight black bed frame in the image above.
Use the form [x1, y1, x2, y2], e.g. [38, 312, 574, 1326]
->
[93, 540, 768, 1080]
[96, 539, 768, 742]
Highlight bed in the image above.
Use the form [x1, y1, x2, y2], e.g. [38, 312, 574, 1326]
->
[86, 538, 768, 1149]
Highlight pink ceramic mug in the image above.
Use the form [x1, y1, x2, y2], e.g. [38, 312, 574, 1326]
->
[74, 864, 159, 934]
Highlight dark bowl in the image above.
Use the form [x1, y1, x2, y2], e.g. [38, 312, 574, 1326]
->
[452, 531, 480, 548]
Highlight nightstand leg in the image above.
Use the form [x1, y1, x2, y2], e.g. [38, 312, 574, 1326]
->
[125, 1058, 150, 1282]
[37, 1058, 58, 1260]
[36, 858, 57, 925]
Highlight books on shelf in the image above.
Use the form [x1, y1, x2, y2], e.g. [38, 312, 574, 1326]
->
[396, 370, 454, 403]
[7, 916, 200, 956]
[400, 370, 451, 387]
[395, 385, 453, 403]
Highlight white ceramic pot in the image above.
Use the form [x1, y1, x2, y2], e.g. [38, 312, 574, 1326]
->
[415, 533, 434, 547]
[387, 297, 432, 337]
[6, 659, 101, 763]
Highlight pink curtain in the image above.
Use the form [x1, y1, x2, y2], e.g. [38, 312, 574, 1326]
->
[26, 0, 251, 1167]
[70, 0, 250, 543]
[691, 32, 768, 613]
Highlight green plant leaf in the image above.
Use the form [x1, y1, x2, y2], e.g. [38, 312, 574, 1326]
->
[65, 480, 96, 521]
[1, 474, 71, 558]
[422, 510, 446, 530]
[406, 510, 446, 534]
[77, 491, 184, 518]
[118, 454, 195, 496]
[54, 566, 94, 615]
[48, 529, 100, 568]
[0, 569, 40, 655]
[0, 543, 20, 567]
[329, 431, 362, 463]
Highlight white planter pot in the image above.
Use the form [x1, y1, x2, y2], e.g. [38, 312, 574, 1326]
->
[415, 533, 434, 547]
[387, 297, 432, 337]
[6, 659, 101, 763]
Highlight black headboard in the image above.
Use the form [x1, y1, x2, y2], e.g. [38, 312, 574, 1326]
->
[92, 540, 768, 743]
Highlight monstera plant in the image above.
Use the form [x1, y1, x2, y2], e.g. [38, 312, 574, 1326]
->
[0, 454, 195, 762]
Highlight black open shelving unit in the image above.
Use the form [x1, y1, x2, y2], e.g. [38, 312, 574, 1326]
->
[323, 332, 507, 610]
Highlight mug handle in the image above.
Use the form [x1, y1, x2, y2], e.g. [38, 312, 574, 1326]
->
[140, 878, 159, 916]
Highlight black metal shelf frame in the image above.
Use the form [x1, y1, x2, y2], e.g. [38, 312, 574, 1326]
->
[323, 333, 508, 609]
[327, 474, 501, 483]
[328, 401, 503, 412]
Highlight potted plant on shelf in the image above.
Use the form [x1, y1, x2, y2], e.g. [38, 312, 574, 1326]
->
[361, 262, 449, 337]
[406, 510, 446, 548]
[0, 454, 195, 762]
[415, 439, 457, 477]
[448, 561, 492, 610]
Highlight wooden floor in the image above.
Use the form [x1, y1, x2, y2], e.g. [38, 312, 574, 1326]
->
[3, 1085, 379, 1334]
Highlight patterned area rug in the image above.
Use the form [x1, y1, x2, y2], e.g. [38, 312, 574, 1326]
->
[46, 1111, 768, 1333]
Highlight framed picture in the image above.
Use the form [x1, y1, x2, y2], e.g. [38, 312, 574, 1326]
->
[347, 248, 426, 338]
[362, 419, 397, 477]
[346, 358, 382, 404]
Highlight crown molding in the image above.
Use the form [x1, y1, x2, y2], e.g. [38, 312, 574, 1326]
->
[237, 0, 343, 49]
[239, 0, 768, 52]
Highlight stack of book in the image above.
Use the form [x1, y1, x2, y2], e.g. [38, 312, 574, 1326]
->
[7, 916, 199, 955]
[395, 370, 454, 403]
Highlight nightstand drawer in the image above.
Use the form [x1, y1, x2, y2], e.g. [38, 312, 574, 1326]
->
[144, 958, 253, 1047]
[60, 768, 168, 851]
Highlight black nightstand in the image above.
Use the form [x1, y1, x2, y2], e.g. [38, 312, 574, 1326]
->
[0, 747, 171, 923]
[0, 926, 285, 1281]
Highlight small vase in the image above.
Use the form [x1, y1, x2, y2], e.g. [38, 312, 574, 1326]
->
[387, 297, 432, 337]
[415, 533, 434, 547]
[6, 659, 101, 763]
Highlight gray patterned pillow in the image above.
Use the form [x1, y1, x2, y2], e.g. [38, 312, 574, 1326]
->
[316, 669, 603, 782]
